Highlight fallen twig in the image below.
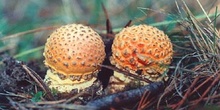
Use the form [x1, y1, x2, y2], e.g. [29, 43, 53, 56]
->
[170, 76, 200, 109]
[101, 3, 113, 35]
[35, 99, 67, 105]
[137, 91, 158, 110]
[99, 64, 153, 83]
[87, 82, 163, 109]
[0, 25, 60, 41]
[17, 102, 97, 110]
[21, 64, 54, 101]
[190, 71, 220, 109]
[7, 97, 28, 110]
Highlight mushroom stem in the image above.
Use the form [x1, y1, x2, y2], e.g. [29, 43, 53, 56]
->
[106, 71, 149, 94]
[44, 69, 97, 93]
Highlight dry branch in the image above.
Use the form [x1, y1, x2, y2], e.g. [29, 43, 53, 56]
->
[87, 82, 163, 109]
[21, 64, 54, 101]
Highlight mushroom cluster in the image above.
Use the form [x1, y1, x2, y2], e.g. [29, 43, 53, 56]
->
[43, 24, 106, 93]
[108, 24, 173, 93]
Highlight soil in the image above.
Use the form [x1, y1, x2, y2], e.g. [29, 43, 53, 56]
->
[0, 56, 43, 101]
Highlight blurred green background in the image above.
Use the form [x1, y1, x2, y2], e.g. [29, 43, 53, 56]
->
[0, 0, 219, 62]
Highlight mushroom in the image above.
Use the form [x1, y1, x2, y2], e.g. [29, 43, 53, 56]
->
[108, 24, 173, 93]
[43, 24, 106, 93]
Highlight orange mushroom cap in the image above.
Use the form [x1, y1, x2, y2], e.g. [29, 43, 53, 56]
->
[110, 24, 173, 80]
[44, 24, 106, 77]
